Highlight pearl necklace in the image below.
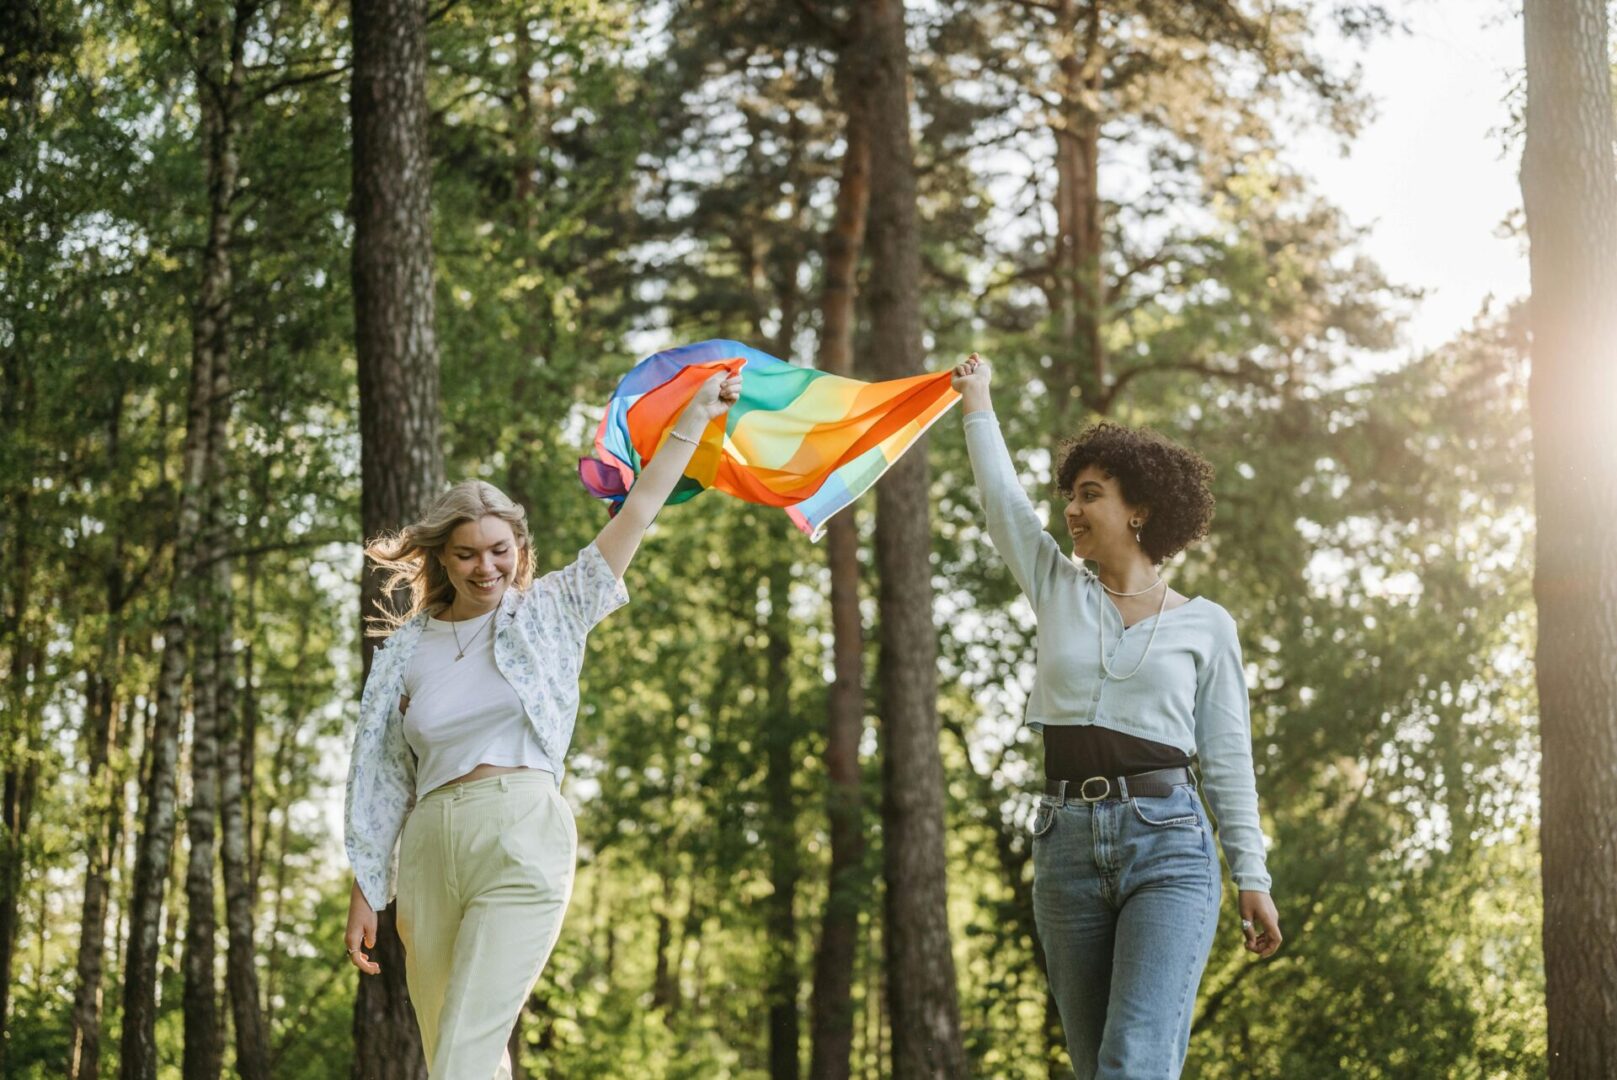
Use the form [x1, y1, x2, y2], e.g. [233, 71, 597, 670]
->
[1083, 565, 1170, 681]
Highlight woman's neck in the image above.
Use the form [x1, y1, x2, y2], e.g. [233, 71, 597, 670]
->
[1088, 555, 1161, 595]
[441, 595, 497, 621]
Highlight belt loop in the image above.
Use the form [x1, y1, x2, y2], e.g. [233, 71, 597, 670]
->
[499, 775, 510, 791]
[1057, 779, 1069, 807]
[1117, 775, 1130, 801]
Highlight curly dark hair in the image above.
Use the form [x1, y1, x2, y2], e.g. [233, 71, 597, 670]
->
[1054, 421, 1215, 566]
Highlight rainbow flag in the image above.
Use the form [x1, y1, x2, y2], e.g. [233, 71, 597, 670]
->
[578, 340, 960, 539]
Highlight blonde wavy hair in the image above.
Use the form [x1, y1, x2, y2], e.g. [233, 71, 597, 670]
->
[363, 479, 535, 637]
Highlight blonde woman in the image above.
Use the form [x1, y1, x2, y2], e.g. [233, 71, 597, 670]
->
[343, 371, 740, 1078]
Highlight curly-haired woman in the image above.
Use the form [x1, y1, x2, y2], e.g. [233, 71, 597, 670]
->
[343, 371, 740, 1078]
[951, 354, 1281, 1079]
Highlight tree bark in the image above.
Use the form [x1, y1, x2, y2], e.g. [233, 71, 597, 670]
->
[221, 601, 270, 1080]
[65, 388, 129, 1076]
[0, 350, 38, 1074]
[809, 27, 871, 1080]
[0, 637, 39, 1076]
[69, 542, 128, 1080]
[765, 554, 802, 1080]
[1048, 0, 1106, 430]
[120, 7, 246, 1069]
[1520, 2, 1617, 1075]
[862, 1, 968, 1076]
[350, 0, 445, 1073]
[181, 8, 250, 1075]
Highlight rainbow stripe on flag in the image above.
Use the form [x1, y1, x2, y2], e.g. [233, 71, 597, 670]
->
[578, 340, 960, 540]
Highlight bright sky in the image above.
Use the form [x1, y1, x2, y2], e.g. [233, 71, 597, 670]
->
[1292, 0, 1530, 356]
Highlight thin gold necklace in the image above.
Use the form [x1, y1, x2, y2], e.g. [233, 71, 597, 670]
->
[446, 606, 497, 662]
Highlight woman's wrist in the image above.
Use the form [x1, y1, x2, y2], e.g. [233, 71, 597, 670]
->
[961, 389, 993, 415]
[672, 407, 709, 441]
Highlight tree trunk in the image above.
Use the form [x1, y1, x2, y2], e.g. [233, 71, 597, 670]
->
[0, 349, 38, 1073]
[68, 671, 116, 1080]
[652, 868, 676, 1011]
[69, 549, 128, 1080]
[181, 8, 249, 1074]
[1049, 0, 1106, 429]
[120, 8, 246, 1067]
[809, 29, 871, 1080]
[1520, 1, 1617, 1075]
[350, 0, 445, 1073]
[0, 643, 40, 1076]
[862, 2, 968, 1076]
[183, 596, 224, 1080]
[765, 553, 802, 1080]
[221, 595, 270, 1080]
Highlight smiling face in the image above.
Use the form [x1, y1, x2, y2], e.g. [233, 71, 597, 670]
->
[437, 515, 519, 617]
[1063, 465, 1149, 563]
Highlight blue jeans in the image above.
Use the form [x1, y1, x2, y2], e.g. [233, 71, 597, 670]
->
[1032, 782, 1222, 1079]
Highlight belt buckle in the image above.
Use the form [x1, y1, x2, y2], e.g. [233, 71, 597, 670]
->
[1079, 776, 1111, 803]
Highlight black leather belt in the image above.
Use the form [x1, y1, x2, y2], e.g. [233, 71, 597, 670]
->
[1043, 766, 1195, 803]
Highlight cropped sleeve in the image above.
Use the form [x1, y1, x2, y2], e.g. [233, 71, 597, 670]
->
[1193, 612, 1272, 893]
[963, 411, 1068, 606]
[529, 541, 630, 639]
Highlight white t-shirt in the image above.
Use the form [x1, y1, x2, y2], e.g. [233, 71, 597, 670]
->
[401, 608, 555, 796]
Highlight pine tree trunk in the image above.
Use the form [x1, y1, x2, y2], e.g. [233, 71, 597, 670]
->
[350, 0, 445, 1073]
[0, 350, 39, 1073]
[1049, 0, 1106, 428]
[809, 31, 871, 1079]
[765, 554, 802, 1080]
[0, 649, 40, 1076]
[1520, 1, 1617, 1075]
[862, 2, 967, 1076]
[0, 469, 36, 1074]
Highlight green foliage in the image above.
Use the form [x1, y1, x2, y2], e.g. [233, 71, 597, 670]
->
[0, 1, 1545, 1077]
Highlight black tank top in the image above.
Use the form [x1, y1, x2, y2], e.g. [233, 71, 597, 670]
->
[1043, 725, 1192, 782]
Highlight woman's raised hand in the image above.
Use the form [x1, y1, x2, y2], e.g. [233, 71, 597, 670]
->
[951, 353, 992, 412]
[688, 369, 743, 422]
[346, 880, 381, 975]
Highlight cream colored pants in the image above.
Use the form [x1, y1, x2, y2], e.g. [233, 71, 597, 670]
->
[396, 771, 576, 1079]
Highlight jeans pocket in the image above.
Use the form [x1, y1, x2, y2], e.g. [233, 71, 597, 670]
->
[1031, 802, 1057, 839]
[1129, 787, 1201, 828]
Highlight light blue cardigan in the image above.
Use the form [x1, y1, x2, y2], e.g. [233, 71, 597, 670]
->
[964, 412, 1272, 893]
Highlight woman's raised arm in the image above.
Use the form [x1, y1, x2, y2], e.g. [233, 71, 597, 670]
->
[953, 355, 1067, 604]
[593, 369, 741, 578]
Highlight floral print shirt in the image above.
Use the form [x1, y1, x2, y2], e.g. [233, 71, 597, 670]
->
[344, 541, 629, 910]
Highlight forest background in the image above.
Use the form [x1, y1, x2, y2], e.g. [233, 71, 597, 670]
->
[3, 0, 1612, 1076]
